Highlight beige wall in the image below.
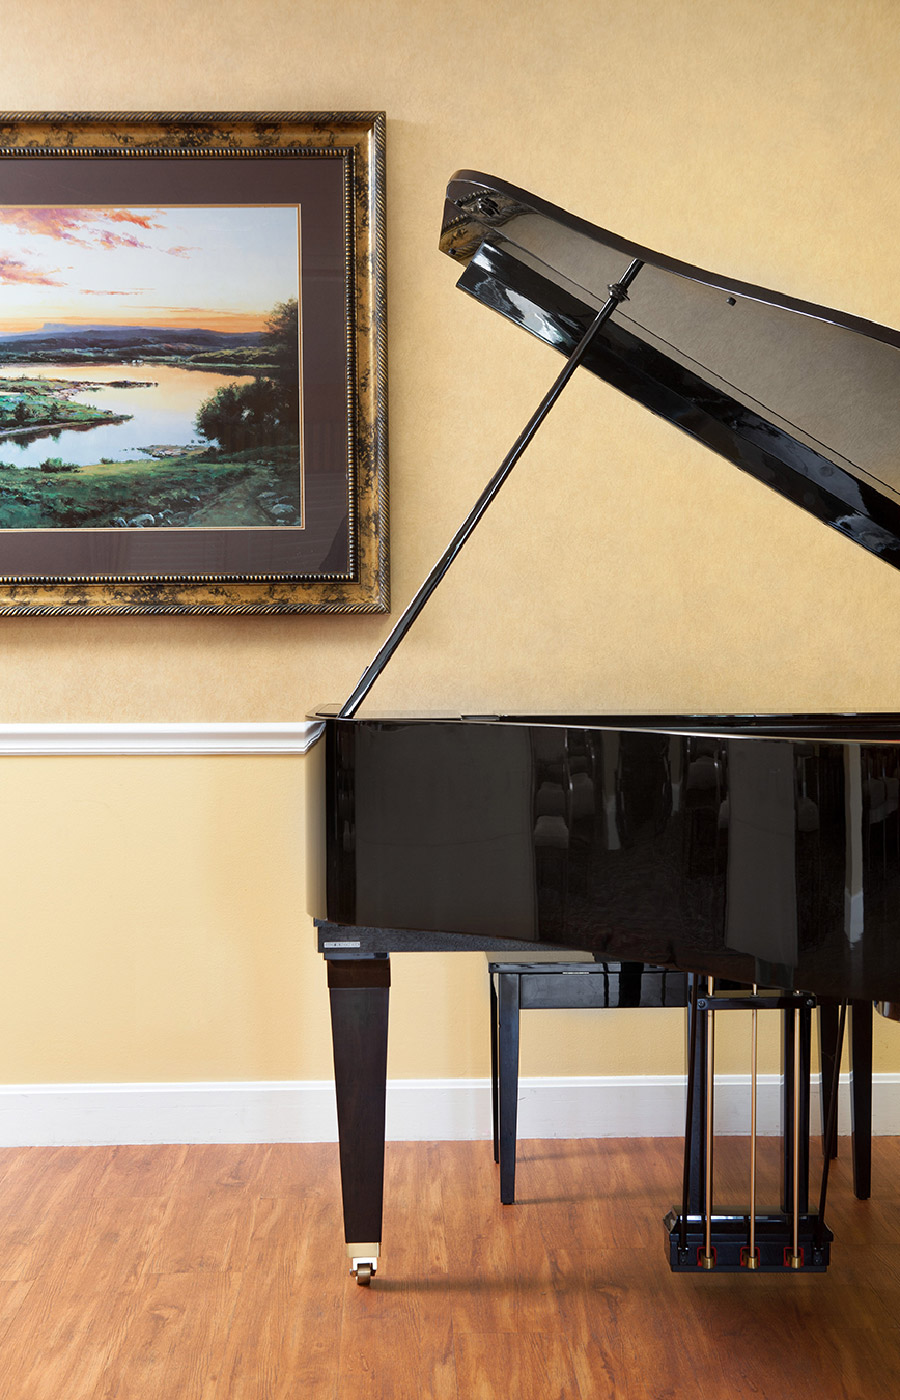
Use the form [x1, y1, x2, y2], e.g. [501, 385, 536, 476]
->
[2, 0, 900, 1084]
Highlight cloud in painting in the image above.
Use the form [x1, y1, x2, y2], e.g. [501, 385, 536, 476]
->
[0, 207, 163, 247]
[0, 255, 64, 287]
[96, 230, 151, 251]
[82, 287, 149, 297]
[104, 210, 162, 229]
[0, 205, 300, 335]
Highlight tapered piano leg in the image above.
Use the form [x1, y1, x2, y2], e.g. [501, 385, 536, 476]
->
[820, 1000, 873, 1197]
[850, 1001, 873, 1200]
[327, 956, 390, 1283]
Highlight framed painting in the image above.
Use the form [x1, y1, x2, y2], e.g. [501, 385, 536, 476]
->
[0, 111, 388, 614]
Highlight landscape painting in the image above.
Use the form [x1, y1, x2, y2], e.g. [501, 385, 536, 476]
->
[0, 112, 387, 614]
[0, 203, 302, 530]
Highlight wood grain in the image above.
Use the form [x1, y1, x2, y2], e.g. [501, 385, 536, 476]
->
[1, 1137, 900, 1398]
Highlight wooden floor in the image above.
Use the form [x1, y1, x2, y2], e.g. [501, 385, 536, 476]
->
[1, 1136, 900, 1398]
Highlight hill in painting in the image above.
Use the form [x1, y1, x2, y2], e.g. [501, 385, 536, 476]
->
[0, 324, 263, 352]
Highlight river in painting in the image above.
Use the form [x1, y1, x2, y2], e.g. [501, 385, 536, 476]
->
[0, 362, 253, 467]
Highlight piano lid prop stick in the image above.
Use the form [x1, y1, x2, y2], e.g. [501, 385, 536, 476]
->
[339, 257, 645, 719]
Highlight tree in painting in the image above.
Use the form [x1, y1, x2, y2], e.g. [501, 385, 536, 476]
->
[194, 298, 300, 453]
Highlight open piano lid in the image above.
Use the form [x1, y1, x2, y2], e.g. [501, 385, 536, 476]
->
[440, 171, 900, 569]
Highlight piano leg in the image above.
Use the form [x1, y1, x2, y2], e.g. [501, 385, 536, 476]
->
[327, 955, 390, 1284]
[850, 1001, 873, 1200]
[818, 999, 873, 1199]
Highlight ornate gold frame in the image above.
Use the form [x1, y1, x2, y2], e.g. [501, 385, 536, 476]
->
[0, 112, 388, 614]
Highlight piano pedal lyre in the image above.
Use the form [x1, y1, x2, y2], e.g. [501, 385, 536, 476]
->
[668, 981, 834, 1272]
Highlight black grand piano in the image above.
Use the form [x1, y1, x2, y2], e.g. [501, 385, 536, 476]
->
[309, 172, 900, 1281]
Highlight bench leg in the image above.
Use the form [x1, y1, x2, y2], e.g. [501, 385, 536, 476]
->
[818, 1001, 840, 1159]
[490, 972, 500, 1164]
[498, 972, 521, 1205]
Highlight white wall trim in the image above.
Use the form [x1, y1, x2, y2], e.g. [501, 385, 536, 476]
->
[1, 1074, 898, 1147]
[0, 721, 324, 756]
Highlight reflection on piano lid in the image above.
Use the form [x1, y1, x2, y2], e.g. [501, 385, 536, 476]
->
[440, 171, 900, 569]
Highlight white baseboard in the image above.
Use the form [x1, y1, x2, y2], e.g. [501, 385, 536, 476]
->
[1, 1074, 898, 1148]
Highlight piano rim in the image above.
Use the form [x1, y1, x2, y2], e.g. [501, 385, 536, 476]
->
[309, 707, 900, 745]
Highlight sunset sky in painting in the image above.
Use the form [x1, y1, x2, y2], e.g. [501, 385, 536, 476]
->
[0, 205, 300, 334]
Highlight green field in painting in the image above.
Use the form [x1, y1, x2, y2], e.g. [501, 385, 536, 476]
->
[0, 446, 301, 530]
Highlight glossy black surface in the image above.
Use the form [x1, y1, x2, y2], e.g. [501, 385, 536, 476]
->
[312, 714, 900, 1003]
[440, 173, 900, 569]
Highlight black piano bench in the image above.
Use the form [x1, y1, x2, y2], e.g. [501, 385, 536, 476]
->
[487, 954, 688, 1204]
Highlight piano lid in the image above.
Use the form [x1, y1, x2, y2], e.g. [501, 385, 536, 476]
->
[440, 171, 900, 569]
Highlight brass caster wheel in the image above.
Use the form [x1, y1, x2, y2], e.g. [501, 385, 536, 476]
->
[348, 1248, 378, 1285]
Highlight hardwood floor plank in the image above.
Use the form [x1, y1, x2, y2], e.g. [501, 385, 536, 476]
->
[215, 1182, 345, 1398]
[0, 1137, 899, 1397]
[0, 1146, 29, 1190]
[77, 1193, 170, 1293]
[455, 1330, 582, 1400]
[99, 1270, 243, 1400]
[333, 1143, 459, 1400]
[96, 1143, 189, 1198]
[0, 1278, 33, 1348]
[0, 1269, 135, 1400]
[0, 1146, 111, 1284]
[145, 1181, 258, 1276]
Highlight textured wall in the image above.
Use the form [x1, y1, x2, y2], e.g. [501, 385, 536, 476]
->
[2, 0, 899, 1083]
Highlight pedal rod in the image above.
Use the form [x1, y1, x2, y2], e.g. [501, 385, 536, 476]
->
[747, 986, 759, 1269]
